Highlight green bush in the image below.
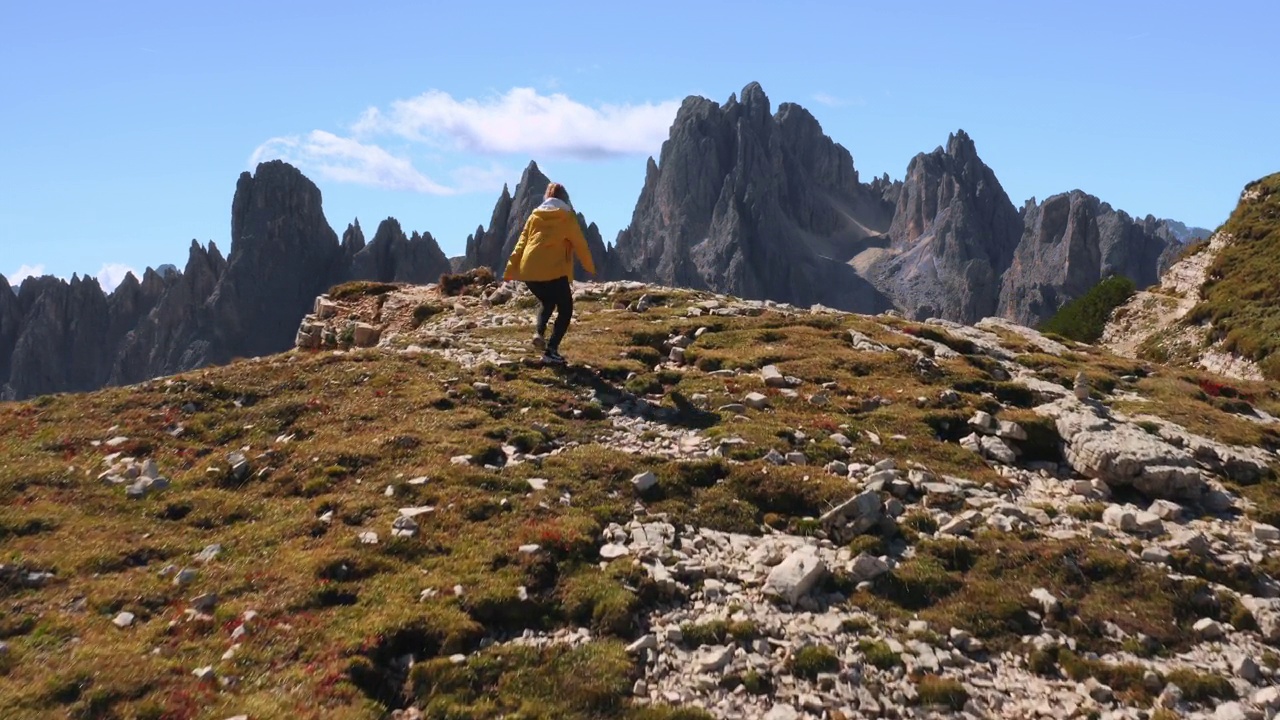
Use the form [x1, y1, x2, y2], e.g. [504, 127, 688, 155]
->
[1039, 275, 1136, 343]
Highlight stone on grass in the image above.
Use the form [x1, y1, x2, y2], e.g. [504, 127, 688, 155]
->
[763, 547, 827, 605]
[744, 392, 770, 410]
[1193, 618, 1224, 640]
[632, 471, 657, 493]
[847, 553, 889, 582]
[112, 612, 135, 628]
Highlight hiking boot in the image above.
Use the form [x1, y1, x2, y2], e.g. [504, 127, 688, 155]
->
[541, 351, 566, 366]
[532, 334, 546, 351]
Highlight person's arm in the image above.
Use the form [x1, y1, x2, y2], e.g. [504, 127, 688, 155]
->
[503, 221, 531, 280]
[568, 219, 596, 276]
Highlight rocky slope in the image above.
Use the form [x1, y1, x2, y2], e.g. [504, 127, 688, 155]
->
[3, 275, 1279, 719]
[0, 161, 458, 401]
[1103, 174, 1280, 382]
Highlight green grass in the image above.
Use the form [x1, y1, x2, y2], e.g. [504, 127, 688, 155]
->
[1188, 172, 1280, 379]
[1039, 275, 1136, 343]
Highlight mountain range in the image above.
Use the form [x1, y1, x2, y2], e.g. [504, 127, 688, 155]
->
[0, 83, 1212, 400]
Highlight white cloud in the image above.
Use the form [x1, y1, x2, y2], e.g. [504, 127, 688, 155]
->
[353, 87, 681, 159]
[8, 263, 46, 285]
[812, 92, 866, 108]
[251, 130, 456, 195]
[96, 263, 139, 293]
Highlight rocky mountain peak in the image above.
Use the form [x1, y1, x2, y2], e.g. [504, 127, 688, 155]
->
[875, 130, 1023, 322]
[461, 159, 608, 280]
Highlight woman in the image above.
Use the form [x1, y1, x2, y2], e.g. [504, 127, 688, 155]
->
[502, 182, 596, 365]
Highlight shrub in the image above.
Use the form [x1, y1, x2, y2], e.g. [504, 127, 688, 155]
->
[1039, 275, 1136, 343]
[439, 267, 496, 297]
[788, 644, 839, 680]
[328, 281, 399, 300]
[915, 675, 968, 710]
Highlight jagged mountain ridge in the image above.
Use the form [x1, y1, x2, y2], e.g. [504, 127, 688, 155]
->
[1, 84, 1215, 399]
[0, 161, 460, 400]
[607, 83, 896, 312]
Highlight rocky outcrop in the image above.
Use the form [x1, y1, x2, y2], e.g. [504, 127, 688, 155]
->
[997, 191, 1181, 326]
[462, 161, 609, 281]
[349, 218, 451, 285]
[870, 131, 1024, 323]
[609, 83, 895, 312]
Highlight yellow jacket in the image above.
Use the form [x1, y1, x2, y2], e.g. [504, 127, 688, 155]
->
[503, 199, 596, 282]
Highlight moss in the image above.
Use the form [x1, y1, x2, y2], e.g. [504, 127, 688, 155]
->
[788, 645, 839, 680]
[1039, 275, 1136, 343]
[328, 280, 400, 300]
[1164, 668, 1236, 703]
[914, 674, 968, 710]
[411, 303, 444, 328]
[1057, 650, 1150, 701]
[679, 620, 760, 647]
[858, 639, 901, 669]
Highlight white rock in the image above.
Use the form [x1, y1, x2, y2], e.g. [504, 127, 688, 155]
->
[996, 420, 1027, 441]
[1141, 546, 1172, 564]
[1254, 523, 1280, 542]
[112, 612, 135, 628]
[193, 666, 215, 681]
[1193, 617, 1224, 639]
[600, 543, 630, 560]
[627, 634, 658, 654]
[1214, 701, 1248, 720]
[526, 478, 549, 491]
[1030, 587, 1061, 615]
[743, 392, 770, 410]
[763, 704, 800, 720]
[1254, 686, 1280, 709]
[969, 411, 997, 434]
[632, 471, 658, 493]
[1102, 505, 1138, 532]
[761, 365, 787, 388]
[696, 645, 734, 672]
[763, 548, 827, 605]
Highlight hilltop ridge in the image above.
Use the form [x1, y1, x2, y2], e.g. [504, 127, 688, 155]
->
[2, 273, 1278, 718]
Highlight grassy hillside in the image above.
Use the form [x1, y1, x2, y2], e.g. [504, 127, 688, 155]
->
[1190, 172, 1280, 379]
[1, 280, 1278, 719]
[1039, 275, 1136, 343]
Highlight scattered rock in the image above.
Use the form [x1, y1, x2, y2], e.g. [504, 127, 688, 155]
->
[763, 547, 827, 605]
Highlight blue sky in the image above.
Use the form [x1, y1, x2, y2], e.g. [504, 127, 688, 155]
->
[3, 0, 1278, 291]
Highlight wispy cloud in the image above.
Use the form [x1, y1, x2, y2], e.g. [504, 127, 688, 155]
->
[251, 88, 681, 196]
[812, 92, 866, 108]
[96, 263, 139, 293]
[353, 88, 681, 159]
[251, 131, 456, 195]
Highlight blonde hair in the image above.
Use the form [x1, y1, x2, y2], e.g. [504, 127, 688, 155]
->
[545, 182, 571, 205]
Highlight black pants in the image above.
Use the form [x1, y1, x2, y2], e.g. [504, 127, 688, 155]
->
[526, 276, 573, 352]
